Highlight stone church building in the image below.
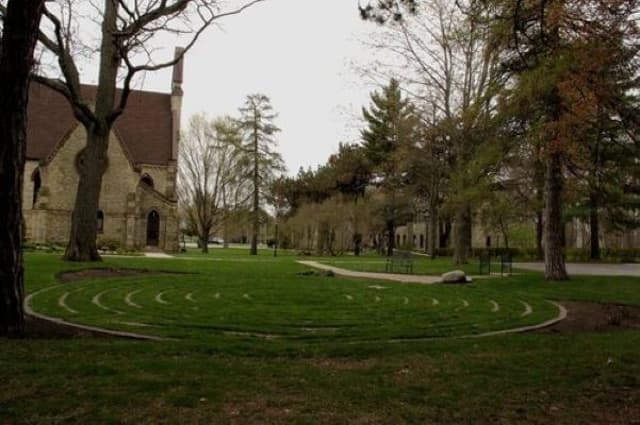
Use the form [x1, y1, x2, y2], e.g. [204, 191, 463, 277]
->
[22, 50, 184, 252]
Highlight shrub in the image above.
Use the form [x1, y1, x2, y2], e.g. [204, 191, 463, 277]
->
[97, 238, 121, 252]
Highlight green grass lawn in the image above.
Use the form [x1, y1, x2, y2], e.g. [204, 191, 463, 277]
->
[320, 254, 484, 276]
[2, 249, 639, 424]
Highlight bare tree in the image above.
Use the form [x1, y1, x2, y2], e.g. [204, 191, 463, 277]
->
[0, 0, 266, 261]
[178, 114, 243, 253]
[0, 0, 46, 337]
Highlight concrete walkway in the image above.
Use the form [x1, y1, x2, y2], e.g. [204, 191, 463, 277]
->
[297, 260, 441, 284]
[144, 252, 174, 259]
[514, 262, 640, 277]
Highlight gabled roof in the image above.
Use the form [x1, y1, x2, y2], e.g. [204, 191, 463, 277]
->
[27, 82, 174, 166]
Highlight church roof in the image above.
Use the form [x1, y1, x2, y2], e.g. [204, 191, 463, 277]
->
[27, 82, 174, 166]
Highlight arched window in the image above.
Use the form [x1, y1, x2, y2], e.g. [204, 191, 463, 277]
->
[32, 169, 41, 208]
[141, 174, 154, 188]
[97, 210, 104, 233]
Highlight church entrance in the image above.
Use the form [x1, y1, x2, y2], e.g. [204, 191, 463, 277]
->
[146, 210, 160, 246]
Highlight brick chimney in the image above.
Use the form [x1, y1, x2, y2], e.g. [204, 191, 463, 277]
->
[171, 47, 185, 161]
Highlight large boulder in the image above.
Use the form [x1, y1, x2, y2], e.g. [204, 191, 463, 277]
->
[441, 270, 471, 284]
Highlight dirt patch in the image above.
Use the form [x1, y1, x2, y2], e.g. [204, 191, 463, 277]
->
[56, 267, 192, 283]
[23, 315, 115, 339]
[592, 405, 640, 425]
[56, 267, 155, 283]
[537, 301, 640, 334]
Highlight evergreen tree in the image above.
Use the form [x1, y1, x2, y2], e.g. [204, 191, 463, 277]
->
[361, 78, 416, 169]
[327, 143, 373, 254]
[361, 78, 418, 255]
[486, 0, 640, 280]
[238, 94, 286, 255]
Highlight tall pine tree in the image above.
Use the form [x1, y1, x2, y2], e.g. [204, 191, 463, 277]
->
[361, 78, 418, 255]
[238, 94, 286, 256]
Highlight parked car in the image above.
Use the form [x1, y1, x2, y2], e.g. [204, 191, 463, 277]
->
[196, 236, 224, 248]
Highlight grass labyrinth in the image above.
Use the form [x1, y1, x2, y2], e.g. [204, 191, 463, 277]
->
[28, 251, 559, 343]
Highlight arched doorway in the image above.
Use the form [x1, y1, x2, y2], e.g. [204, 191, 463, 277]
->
[146, 210, 160, 246]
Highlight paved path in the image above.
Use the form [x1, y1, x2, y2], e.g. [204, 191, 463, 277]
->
[297, 261, 441, 284]
[514, 262, 640, 277]
[144, 252, 174, 259]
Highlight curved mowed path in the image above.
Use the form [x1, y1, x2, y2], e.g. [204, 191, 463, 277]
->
[27, 260, 562, 343]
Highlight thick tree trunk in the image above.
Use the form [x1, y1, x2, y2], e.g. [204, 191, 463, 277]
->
[439, 219, 451, 249]
[0, 0, 45, 337]
[589, 194, 600, 260]
[543, 152, 569, 280]
[353, 233, 362, 256]
[63, 128, 109, 261]
[535, 211, 544, 260]
[500, 219, 509, 250]
[63, 0, 119, 261]
[453, 206, 471, 264]
[427, 203, 438, 257]
[199, 233, 209, 254]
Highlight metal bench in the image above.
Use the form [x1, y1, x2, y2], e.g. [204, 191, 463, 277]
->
[385, 250, 414, 274]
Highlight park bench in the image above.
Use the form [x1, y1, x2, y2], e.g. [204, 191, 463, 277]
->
[385, 250, 414, 274]
[500, 253, 513, 276]
[479, 252, 491, 275]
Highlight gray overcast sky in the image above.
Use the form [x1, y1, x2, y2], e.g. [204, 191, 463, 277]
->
[135, 0, 382, 175]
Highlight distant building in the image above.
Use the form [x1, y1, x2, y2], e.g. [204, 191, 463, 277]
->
[395, 218, 640, 253]
[22, 49, 185, 252]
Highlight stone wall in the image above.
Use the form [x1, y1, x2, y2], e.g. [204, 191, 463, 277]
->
[394, 222, 434, 250]
[23, 126, 179, 251]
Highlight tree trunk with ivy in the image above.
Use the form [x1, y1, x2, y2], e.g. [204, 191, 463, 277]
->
[0, 0, 46, 337]
[453, 205, 472, 265]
